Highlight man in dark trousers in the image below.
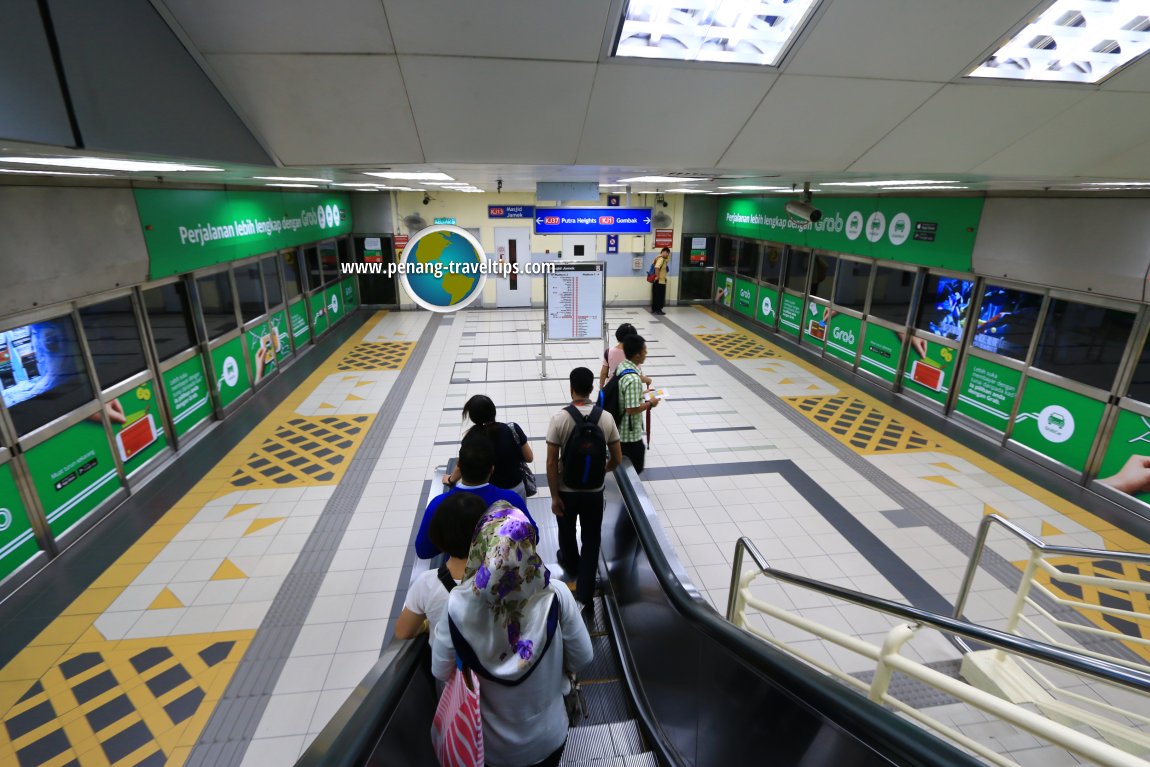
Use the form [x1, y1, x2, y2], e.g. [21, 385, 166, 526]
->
[546, 367, 622, 607]
[617, 334, 658, 473]
[651, 247, 670, 315]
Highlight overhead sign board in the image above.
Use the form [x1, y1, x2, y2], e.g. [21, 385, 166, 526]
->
[488, 205, 535, 219]
[534, 207, 652, 235]
[433, 217, 457, 225]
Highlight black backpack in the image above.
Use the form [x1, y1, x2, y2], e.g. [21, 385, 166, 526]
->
[599, 369, 639, 425]
[562, 405, 608, 489]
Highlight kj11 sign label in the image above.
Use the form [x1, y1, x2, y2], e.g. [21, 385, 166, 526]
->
[534, 208, 652, 234]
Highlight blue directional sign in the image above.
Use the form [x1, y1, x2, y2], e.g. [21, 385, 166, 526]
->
[534, 207, 652, 234]
[607, 234, 619, 254]
[488, 205, 535, 219]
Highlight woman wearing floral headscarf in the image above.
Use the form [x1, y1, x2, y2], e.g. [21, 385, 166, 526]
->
[432, 503, 592, 767]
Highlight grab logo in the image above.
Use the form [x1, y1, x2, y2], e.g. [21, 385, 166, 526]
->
[761, 295, 774, 317]
[1038, 405, 1075, 444]
[832, 326, 856, 345]
[845, 211, 864, 241]
[866, 212, 886, 243]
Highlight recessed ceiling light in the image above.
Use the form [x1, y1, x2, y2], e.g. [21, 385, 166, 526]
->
[614, 0, 823, 67]
[599, 183, 628, 188]
[823, 180, 954, 187]
[970, 0, 1150, 84]
[717, 185, 791, 191]
[332, 182, 381, 187]
[363, 171, 454, 181]
[880, 185, 970, 191]
[0, 168, 113, 177]
[372, 186, 422, 191]
[254, 176, 330, 183]
[0, 156, 222, 172]
[1083, 181, 1150, 186]
[664, 188, 710, 193]
[265, 183, 319, 188]
[617, 175, 708, 183]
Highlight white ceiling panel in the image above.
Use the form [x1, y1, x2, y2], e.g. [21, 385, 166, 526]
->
[207, 55, 422, 165]
[401, 57, 596, 164]
[786, 0, 1040, 82]
[161, 0, 393, 54]
[578, 64, 774, 167]
[851, 84, 1089, 174]
[1079, 138, 1150, 179]
[383, 0, 614, 62]
[974, 92, 1150, 177]
[720, 76, 939, 172]
[1101, 53, 1150, 93]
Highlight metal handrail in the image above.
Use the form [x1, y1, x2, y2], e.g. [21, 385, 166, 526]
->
[726, 536, 1150, 695]
[953, 513, 1150, 621]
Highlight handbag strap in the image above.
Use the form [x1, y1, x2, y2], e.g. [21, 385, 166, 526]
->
[449, 595, 559, 687]
[437, 564, 456, 593]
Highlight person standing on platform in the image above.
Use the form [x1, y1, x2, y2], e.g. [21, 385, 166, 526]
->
[617, 335, 658, 473]
[599, 323, 651, 390]
[546, 367, 622, 608]
[651, 247, 670, 315]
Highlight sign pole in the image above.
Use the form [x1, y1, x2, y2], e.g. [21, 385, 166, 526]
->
[540, 323, 547, 379]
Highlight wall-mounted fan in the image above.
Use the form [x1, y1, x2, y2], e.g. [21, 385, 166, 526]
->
[402, 213, 427, 234]
[652, 209, 673, 229]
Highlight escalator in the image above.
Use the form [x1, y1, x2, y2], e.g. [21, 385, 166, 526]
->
[296, 467, 984, 767]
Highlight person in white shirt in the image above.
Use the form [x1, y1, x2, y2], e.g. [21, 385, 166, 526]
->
[394, 492, 488, 640]
[432, 503, 593, 767]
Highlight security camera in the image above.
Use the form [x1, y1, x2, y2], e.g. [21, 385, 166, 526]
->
[660, 199, 668, 208]
[422, 193, 430, 205]
[785, 200, 822, 223]
[497, 179, 503, 194]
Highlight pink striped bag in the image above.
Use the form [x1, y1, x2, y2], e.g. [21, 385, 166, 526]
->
[431, 664, 483, 767]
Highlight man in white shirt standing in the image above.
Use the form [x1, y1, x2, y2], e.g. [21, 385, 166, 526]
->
[546, 367, 622, 608]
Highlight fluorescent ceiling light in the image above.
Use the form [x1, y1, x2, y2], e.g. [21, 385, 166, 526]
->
[363, 171, 454, 181]
[665, 188, 710, 193]
[823, 180, 953, 187]
[0, 168, 112, 177]
[969, 0, 1150, 84]
[617, 175, 708, 183]
[266, 183, 319, 188]
[423, 181, 466, 186]
[332, 182, 380, 187]
[254, 176, 330, 183]
[614, 0, 822, 66]
[599, 183, 628, 188]
[880, 185, 970, 191]
[717, 185, 790, 190]
[0, 156, 222, 172]
[1083, 181, 1150, 186]
[373, 186, 422, 191]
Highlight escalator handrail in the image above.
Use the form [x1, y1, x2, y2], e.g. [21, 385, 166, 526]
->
[611, 465, 985, 767]
[295, 636, 427, 767]
[730, 536, 1150, 694]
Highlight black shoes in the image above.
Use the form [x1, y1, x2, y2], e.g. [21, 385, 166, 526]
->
[556, 548, 575, 574]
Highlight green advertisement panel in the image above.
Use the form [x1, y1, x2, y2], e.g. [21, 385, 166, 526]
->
[902, 339, 958, 405]
[802, 300, 828, 350]
[325, 284, 345, 326]
[733, 277, 757, 318]
[716, 196, 983, 271]
[107, 381, 169, 476]
[955, 357, 1021, 432]
[716, 274, 734, 307]
[342, 277, 359, 313]
[825, 314, 861, 364]
[1011, 378, 1105, 472]
[858, 323, 903, 384]
[309, 292, 330, 336]
[288, 299, 311, 347]
[1097, 409, 1150, 506]
[245, 322, 277, 384]
[210, 336, 251, 410]
[25, 421, 121, 537]
[162, 356, 212, 438]
[779, 293, 803, 337]
[0, 462, 42, 582]
[268, 310, 292, 364]
[756, 285, 779, 328]
[136, 189, 353, 278]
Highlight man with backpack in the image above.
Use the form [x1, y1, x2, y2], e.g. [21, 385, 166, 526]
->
[546, 367, 622, 608]
[616, 334, 658, 474]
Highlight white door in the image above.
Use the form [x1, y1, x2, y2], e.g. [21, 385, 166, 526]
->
[562, 234, 597, 261]
[495, 227, 532, 307]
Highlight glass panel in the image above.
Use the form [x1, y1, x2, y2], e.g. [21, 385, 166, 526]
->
[233, 263, 265, 323]
[143, 282, 196, 361]
[320, 242, 340, 285]
[1032, 299, 1134, 392]
[834, 260, 871, 311]
[809, 254, 837, 299]
[303, 246, 322, 292]
[283, 250, 304, 297]
[971, 284, 1043, 361]
[914, 274, 974, 341]
[736, 241, 759, 277]
[1, 315, 94, 435]
[784, 248, 810, 292]
[196, 272, 237, 339]
[338, 237, 352, 266]
[80, 296, 146, 388]
[717, 238, 737, 271]
[758, 244, 783, 285]
[870, 266, 917, 326]
[262, 256, 283, 309]
[1126, 336, 1150, 404]
[679, 270, 715, 301]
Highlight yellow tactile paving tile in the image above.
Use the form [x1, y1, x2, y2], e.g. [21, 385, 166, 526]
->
[1029, 556, 1150, 654]
[789, 394, 941, 455]
[0, 311, 403, 766]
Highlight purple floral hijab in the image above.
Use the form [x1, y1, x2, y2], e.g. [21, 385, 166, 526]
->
[448, 502, 554, 679]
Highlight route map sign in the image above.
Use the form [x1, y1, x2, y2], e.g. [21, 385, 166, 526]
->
[534, 208, 652, 234]
[545, 262, 605, 341]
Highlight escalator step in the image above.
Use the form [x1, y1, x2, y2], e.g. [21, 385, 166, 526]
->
[559, 754, 658, 767]
[582, 634, 621, 680]
[587, 595, 608, 634]
[577, 678, 632, 725]
[562, 720, 646, 763]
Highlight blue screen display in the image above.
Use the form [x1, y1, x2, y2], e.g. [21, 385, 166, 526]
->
[919, 276, 974, 341]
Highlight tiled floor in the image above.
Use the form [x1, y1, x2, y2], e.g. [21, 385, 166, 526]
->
[0, 305, 1147, 767]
